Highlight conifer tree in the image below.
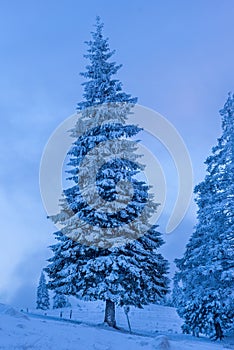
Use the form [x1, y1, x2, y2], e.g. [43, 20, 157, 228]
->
[46, 17, 169, 328]
[174, 94, 234, 338]
[36, 272, 50, 310]
[171, 274, 182, 308]
[53, 292, 71, 309]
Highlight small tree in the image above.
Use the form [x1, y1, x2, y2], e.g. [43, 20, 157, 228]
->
[174, 94, 234, 337]
[36, 272, 50, 310]
[171, 273, 183, 308]
[53, 292, 71, 309]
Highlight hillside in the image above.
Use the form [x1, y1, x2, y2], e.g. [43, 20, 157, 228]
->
[0, 302, 233, 349]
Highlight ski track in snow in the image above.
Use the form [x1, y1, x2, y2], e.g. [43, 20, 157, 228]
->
[0, 302, 233, 349]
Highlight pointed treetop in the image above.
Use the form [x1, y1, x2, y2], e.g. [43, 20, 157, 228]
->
[94, 15, 103, 33]
[77, 17, 137, 110]
[220, 92, 234, 113]
[220, 92, 234, 131]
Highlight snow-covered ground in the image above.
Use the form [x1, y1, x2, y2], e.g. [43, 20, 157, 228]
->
[0, 302, 233, 349]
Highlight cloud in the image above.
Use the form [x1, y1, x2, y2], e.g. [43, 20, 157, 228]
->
[9, 247, 52, 309]
[0, 184, 55, 305]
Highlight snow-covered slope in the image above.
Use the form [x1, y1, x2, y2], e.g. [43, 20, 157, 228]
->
[0, 303, 28, 319]
[31, 301, 183, 336]
[0, 303, 233, 349]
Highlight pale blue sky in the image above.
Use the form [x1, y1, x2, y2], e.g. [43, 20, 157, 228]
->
[0, 0, 234, 307]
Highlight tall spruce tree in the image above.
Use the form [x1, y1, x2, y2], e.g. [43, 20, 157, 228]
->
[36, 272, 50, 310]
[46, 17, 169, 328]
[174, 94, 234, 337]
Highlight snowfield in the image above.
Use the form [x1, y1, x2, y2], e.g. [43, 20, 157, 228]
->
[0, 302, 233, 349]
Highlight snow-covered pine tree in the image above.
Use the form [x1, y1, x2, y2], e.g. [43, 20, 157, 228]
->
[36, 271, 50, 310]
[174, 94, 234, 338]
[53, 292, 71, 309]
[46, 17, 169, 328]
[171, 274, 182, 308]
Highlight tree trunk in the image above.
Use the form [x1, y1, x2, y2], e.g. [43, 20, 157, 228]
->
[214, 321, 224, 340]
[104, 300, 116, 328]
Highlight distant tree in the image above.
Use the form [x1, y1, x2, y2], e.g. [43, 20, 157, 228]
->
[174, 94, 234, 338]
[36, 272, 50, 310]
[53, 292, 71, 309]
[171, 274, 182, 308]
[46, 18, 169, 328]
